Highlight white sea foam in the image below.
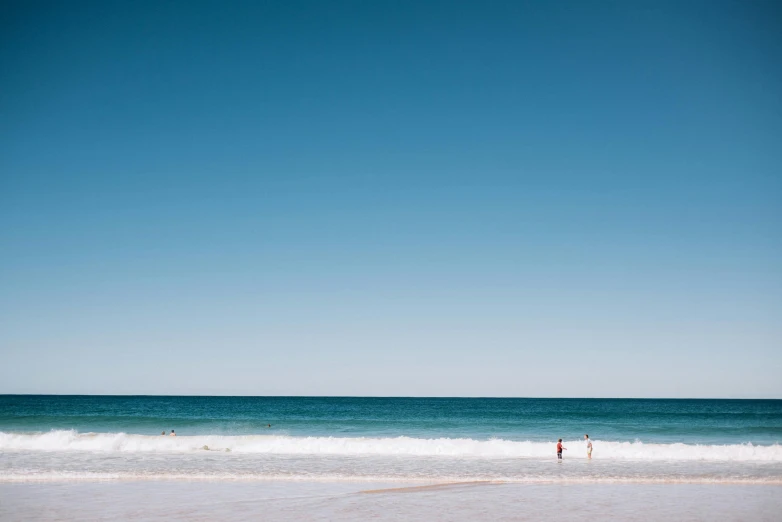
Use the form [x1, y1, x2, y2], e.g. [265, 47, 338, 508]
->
[1, 431, 780, 461]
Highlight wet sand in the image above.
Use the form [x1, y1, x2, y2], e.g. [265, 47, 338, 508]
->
[2, 481, 781, 521]
[361, 480, 500, 494]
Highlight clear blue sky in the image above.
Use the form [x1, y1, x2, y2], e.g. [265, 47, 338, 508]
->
[1, 1, 780, 397]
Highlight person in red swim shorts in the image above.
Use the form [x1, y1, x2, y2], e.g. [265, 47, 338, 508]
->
[556, 439, 567, 460]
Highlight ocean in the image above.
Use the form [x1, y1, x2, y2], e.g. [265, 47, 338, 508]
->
[1, 395, 780, 486]
[3, 395, 781, 520]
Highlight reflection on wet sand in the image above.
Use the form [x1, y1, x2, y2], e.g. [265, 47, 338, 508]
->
[361, 480, 501, 494]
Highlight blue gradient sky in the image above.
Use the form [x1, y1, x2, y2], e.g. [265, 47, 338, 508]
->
[1, 1, 780, 397]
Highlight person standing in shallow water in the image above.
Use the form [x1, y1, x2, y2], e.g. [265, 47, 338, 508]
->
[170, 430, 176, 436]
[556, 439, 566, 460]
[584, 434, 593, 459]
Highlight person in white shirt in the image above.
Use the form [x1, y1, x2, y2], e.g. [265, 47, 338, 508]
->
[584, 434, 592, 459]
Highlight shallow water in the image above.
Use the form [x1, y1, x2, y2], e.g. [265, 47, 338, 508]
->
[2, 450, 781, 484]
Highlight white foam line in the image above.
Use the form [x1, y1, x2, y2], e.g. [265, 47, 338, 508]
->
[1, 430, 781, 461]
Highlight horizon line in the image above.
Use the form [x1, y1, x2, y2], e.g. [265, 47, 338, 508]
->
[1, 393, 779, 400]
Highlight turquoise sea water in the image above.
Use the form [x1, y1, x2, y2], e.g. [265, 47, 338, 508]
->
[1, 396, 781, 484]
[1, 396, 780, 444]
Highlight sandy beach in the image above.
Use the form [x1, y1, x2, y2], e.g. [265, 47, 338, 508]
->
[2, 481, 781, 521]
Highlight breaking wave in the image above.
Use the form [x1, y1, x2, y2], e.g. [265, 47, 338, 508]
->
[1, 431, 780, 461]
